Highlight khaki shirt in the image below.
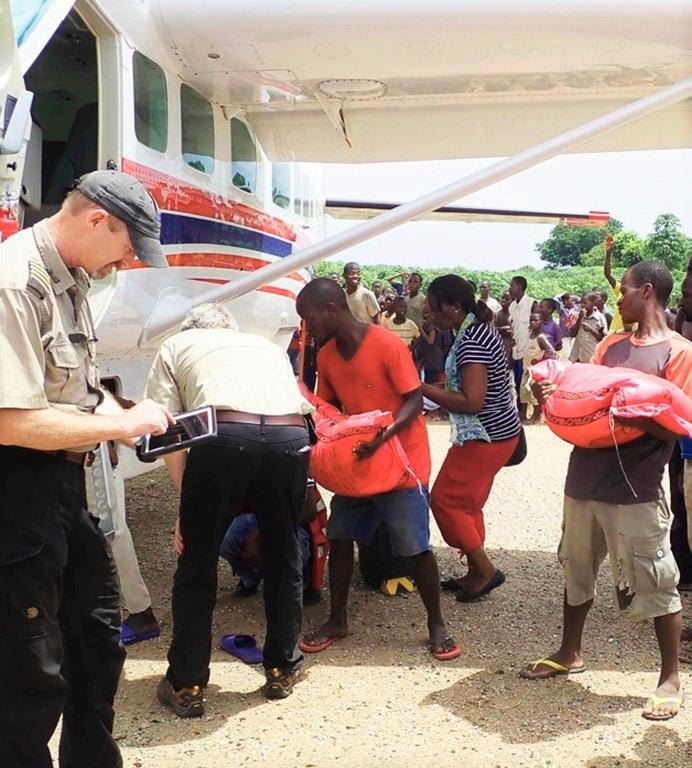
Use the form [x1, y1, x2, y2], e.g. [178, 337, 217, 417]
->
[145, 327, 315, 416]
[382, 315, 421, 347]
[345, 284, 380, 324]
[406, 292, 426, 326]
[0, 222, 102, 435]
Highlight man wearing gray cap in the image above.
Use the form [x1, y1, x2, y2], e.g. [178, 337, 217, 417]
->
[0, 170, 173, 768]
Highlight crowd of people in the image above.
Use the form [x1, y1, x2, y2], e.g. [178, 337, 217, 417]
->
[0, 168, 690, 767]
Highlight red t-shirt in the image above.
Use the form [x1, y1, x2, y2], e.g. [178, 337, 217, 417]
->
[317, 325, 431, 487]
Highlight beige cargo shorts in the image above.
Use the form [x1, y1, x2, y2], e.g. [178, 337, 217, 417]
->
[559, 494, 681, 622]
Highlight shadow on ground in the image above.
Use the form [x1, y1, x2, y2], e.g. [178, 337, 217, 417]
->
[585, 725, 691, 768]
[423, 669, 645, 744]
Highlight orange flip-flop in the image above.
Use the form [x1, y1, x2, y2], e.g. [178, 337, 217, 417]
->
[299, 635, 341, 654]
[431, 638, 461, 661]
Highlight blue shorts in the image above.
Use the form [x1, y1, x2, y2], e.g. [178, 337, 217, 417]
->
[327, 486, 431, 557]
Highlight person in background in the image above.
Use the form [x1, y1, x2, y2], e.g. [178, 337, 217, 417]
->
[421, 275, 521, 601]
[508, 275, 538, 420]
[405, 272, 427, 326]
[343, 261, 380, 324]
[569, 291, 607, 363]
[594, 289, 613, 330]
[371, 280, 384, 299]
[287, 328, 302, 375]
[521, 312, 557, 424]
[147, 303, 314, 710]
[384, 270, 411, 297]
[522, 261, 691, 723]
[479, 280, 502, 315]
[296, 278, 459, 662]
[538, 298, 563, 353]
[328, 272, 340, 283]
[383, 296, 421, 351]
[0, 170, 173, 767]
[603, 233, 625, 332]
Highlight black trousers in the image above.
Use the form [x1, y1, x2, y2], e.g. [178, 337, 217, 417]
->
[669, 447, 692, 584]
[167, 421, 310, 688]
[0, 447, 125, 768]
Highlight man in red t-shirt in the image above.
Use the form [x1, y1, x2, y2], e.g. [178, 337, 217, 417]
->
[295, 278, 459, 660]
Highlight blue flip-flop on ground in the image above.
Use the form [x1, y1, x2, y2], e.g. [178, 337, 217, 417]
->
[120, 622, 161, 646]
[219, 634, 264, 665]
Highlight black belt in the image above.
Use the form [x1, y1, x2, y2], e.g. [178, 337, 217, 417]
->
[216, 411, 306, 428]
[44, 450, 95, 467]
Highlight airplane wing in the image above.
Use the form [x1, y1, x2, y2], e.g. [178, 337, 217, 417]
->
[325, 200, 610, 227]
[155, 0, 692, 162]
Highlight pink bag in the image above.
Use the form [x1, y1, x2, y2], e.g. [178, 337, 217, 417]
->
[530, 359, 692, 449]
[305, 393, 418, 497]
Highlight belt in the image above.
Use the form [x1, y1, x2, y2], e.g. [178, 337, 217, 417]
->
[44, 450, 95, 467]
[216, 410, 306, 428]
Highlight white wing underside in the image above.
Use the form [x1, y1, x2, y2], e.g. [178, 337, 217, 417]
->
[153, 0, 692, 162]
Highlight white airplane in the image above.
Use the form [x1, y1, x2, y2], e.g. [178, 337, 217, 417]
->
[1, 0, 690, 508]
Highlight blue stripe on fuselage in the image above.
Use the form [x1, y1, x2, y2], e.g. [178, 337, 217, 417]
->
[159, 212, 293, 258]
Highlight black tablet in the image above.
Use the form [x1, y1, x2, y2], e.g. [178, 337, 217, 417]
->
[136, 406, 217, 463]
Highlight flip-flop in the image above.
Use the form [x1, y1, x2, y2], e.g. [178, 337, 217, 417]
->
[440, 577, 465, 592]
[219, 633, 263, 665]
[641, 692, 684, 721]
[431, 637, 461, 661]
[120, 622, 161, 646]
[456, 569, 506, 603]
[520, 657, 587, 680]
[298, 635, 341, 654]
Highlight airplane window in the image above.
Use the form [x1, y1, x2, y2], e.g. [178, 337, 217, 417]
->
[133, 52, 167, 152]
[181, 84, 214, 174]
[272, 162, 291, 210]
[231, 118, 257, 194]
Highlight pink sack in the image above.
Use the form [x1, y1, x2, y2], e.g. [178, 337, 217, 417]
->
[530, 359, 692, 449]
[305, 392, 417, 497]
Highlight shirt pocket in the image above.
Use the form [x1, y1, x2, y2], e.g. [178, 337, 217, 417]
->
[631, 536, 679, 595]
[47, 341, 86, 401]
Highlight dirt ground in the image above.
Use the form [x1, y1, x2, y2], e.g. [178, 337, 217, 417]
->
[109, 424, 690, 767]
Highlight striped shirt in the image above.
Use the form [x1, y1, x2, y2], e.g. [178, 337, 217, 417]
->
[455, 322, 521, 441]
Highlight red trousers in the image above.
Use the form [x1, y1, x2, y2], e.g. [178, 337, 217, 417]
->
[430, 437, 518, 555]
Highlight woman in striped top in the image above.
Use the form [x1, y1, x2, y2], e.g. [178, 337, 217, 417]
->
[422, 275, 521, 603]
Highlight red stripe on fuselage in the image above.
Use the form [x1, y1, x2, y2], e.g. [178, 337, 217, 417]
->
[121, 252, 307, 284]
[120, 158, 297, 242]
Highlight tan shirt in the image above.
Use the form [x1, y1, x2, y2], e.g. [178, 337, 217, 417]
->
[509, 294, 535, 360]
[345, 284, 379, 324]
[145, 327, 315, 416]
[406, 292, 426, 326]
[383, 315, 421, 347]
[0, 221, 102, 427]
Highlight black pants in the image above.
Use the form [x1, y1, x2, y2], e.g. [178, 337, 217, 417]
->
[0, 447, 125, 768]
[670, 447, 692, 584]
[167, 421, 309, 688]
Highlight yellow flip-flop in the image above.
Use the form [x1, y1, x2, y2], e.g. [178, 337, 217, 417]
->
[520, 657, 587, 680]
[641, 692, 684, 721]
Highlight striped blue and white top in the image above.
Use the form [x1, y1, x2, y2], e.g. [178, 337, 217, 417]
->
[454, 322, 522, 442]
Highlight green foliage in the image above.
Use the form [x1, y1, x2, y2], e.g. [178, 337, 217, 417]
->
[580, 230, 646, 268]
[645, 214, 691, 271]
[536, 218, 622, 267]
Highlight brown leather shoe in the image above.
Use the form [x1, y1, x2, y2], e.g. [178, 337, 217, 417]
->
[157, 677, 204, 718]
[262, 667, 300, 699]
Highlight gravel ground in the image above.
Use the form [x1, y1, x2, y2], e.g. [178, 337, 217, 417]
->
[111, 423, 691, 767]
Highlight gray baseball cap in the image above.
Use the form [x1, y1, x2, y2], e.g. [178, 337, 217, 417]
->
[74, 170, 168, 268]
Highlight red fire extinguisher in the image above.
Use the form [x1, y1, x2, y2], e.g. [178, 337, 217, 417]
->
[0, 198, 19, 242]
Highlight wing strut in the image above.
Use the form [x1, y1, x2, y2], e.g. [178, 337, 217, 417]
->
[139, 77, 692, 346]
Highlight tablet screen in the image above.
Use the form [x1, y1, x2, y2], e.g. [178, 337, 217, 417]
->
[137, 406, 217, 461]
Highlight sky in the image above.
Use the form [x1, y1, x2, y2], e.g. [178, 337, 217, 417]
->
[320, 149, 691, 271]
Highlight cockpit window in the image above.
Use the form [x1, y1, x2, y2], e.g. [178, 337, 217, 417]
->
[181, 84, 214, 174]
[272, 162, 292, 210]
[231, 118, 257, 194]
[133, 52, 168, 152]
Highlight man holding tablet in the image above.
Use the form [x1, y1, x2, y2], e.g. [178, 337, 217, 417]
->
[145, 303, 315, 713]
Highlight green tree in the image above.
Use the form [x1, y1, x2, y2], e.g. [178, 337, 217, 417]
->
[580, 230, 645, 268]
[644, 214, 690, 270]
[536, 219, 623, 267]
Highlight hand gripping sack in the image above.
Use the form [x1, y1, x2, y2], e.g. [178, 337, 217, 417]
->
[531, 359, 692, 449]
[306, 393, 419, 497]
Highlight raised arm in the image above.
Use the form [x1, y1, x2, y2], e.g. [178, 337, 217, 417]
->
[603, 234, 617, 289]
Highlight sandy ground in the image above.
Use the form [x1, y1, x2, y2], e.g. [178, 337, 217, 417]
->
[108, 424, 690, 767]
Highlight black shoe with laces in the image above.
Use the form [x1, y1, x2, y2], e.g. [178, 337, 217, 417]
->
[157, 677, 204, 718]
[262, 667, 300, 700]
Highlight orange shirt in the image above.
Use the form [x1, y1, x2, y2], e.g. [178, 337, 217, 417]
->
[317, 325, 431, 487]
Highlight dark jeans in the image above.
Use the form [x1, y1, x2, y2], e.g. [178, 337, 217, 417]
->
[0, 447, 124, 768]
[670, 447, 692, 583]
[167, 421, 309, 688]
